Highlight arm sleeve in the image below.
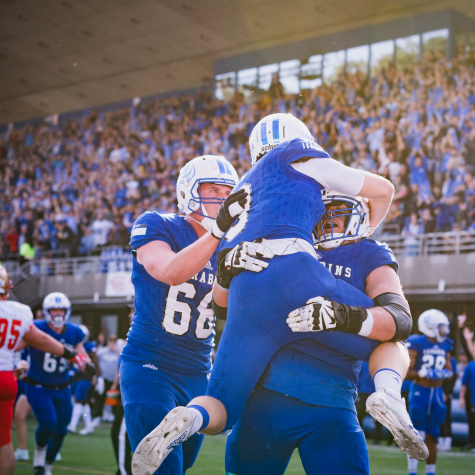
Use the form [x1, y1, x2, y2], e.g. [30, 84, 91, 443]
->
[129, 212, 175, 251]
[291, 158, 365, 196]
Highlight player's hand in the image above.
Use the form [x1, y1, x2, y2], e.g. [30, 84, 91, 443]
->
[71, 353, 90, 372]
[96, 376, 105, 395]
[13, 360, 29, 380]
[211, 189, 249, 239]
[216, 241, 274, 290]
[287, 297, 368, 334]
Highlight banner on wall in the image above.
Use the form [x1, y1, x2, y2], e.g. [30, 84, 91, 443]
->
[105, 271, 134, 297]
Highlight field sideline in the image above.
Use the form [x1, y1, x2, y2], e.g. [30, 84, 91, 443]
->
[14, 419, 474, 475]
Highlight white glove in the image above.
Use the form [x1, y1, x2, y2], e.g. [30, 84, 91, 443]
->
[224, 241, 274, 273]
[96, 376, 105, 395]
[286, 296, 337, 332]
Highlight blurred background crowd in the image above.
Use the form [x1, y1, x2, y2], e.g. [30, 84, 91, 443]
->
[1, 50, 475, 263]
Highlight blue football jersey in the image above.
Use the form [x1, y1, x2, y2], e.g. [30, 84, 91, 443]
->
[27, 320, 84, 386]
[84, 341, 97, 354]
[222, 138, 329, 249]
[124, 212, 218, 373]
[260, 238, 398, 411]
[405, 334, 453, 372]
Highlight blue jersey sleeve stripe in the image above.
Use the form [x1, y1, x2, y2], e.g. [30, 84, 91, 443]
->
[272, 119, 280, 142]
[261, 122, 268, 145]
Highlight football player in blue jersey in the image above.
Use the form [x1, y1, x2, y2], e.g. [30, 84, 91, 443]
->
[132, 114, 421, 473]
[23, 292, 90, 475]
[223, 191, 419, 474]
[67, 325, 99, 435]
[119, 155, 265, 475]
[405, 310, 453, 475]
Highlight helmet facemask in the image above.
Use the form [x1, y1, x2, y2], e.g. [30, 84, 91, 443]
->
[313, 193, 370, 249]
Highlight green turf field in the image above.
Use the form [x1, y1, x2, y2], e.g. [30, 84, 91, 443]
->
[14, 418, 474, 474]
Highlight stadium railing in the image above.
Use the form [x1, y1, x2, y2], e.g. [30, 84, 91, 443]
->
[8, 232, 475, 287]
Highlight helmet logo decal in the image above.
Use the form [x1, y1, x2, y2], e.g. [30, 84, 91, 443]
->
[272, 119, 280, 142]
[260, 122, 268, 145]
[179, 163, 195, 184]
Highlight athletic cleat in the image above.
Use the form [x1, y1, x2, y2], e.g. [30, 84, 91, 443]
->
[79, 425, 95, 435]
[33, 467, 45, 475]
[14, 448, 29, 460]
[132, 407, 195, 475]
[366, 390, 428, 461]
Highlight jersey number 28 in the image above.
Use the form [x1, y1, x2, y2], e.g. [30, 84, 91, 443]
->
[162, 283, 214, 339]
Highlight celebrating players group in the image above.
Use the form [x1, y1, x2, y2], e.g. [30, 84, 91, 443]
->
[0, 114, 457, 475]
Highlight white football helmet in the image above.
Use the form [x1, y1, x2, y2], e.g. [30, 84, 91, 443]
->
[79, 324, 90, 344]
[418, 309, 450, 342]
[313, 190, 370, 249]
[43, 292, 72, 328]
[176, 155, 239, 231]
[249, 113, 314, 165]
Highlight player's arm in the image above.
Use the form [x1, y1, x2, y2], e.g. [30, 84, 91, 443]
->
[459, 382, 467, 408]
[75, 342, 89, 358]
[136, 189, 249, 286]
[405, 349, 420, 380]
[136, 236, 221, 286]
[88, 350, 101, 376]
[364, 265, 411, 341]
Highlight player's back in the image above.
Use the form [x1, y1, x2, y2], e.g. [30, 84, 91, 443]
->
[124, 212, 218, 374]
[260, 238, 397, 411]
[223, 138, 329, 248]
[27, 320, 83, 387]
[0, 300, 34, 371]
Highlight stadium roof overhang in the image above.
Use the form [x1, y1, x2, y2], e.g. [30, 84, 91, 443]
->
[1, 0, 474, 125]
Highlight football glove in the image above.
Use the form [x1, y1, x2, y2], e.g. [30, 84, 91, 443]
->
[95, 376, 105, 395]
[216, 241, 274, 290]
[211, 189, 249, 240]
[71, 353, 89, 372]
[287, 296, 368, 334]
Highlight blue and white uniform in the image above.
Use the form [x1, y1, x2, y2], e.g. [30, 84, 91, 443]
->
[225, 239, 397, 475]
[208, 138, 382, 430]
[25, 320, 84, 463]
[406, 335, 453, 437]
[120, 212, 218, 474]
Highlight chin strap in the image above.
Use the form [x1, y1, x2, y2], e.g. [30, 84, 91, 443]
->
[187, 214, 214, 232]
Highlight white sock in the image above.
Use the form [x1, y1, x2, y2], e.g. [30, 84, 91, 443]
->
[34, 445, 47, 467]
[69, 403, 83, 431]
[83, 404, 92, 427]
[358, 310, 374, 336]
[426, 463, 436, 474]
[374, 369, 402, 399]
[45, 463, 53, 475]
[407, 454, 418, 473]
[188, 407, 204, 436]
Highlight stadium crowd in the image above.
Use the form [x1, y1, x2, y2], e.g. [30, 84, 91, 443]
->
[1, 50, 475, 262]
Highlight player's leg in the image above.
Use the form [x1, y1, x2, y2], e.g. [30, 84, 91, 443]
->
[120, 358, 188, 475]
[25, 385, 58, 474]
[180, 372, 208, 473]
[225, 385, 295, 475]
[0, 371, 18, 475]
[298, 406, 369, 475]
[14, 393, 30, 459]
[44, 387, 73, 471]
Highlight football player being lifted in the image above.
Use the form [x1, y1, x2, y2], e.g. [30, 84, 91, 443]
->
[120, 155, 267, 475]
[132, 114, 425, 473]
[224, 190, 422, 475]
[405, 310, 453, 475]
[0, 270, 88, 475]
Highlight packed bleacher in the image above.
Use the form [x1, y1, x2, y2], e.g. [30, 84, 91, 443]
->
[1, 50, 475, 262]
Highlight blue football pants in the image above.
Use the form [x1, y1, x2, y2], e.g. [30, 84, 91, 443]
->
[25, 384, 72, 464]
[225, 384, 369, 475]
[207, 252, 380, 431]
[409, 384, 447, 438]
[120, 356, 209, 475]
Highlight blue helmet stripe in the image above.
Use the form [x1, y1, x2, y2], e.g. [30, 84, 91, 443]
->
[272, 119, 280, 142]
[261, 122, 268, 145]
[215, 157, 226, 175]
